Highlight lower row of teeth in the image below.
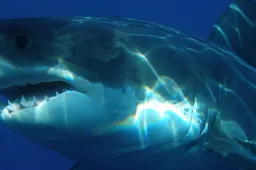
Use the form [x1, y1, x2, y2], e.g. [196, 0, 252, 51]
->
[1, 91, 61, 114]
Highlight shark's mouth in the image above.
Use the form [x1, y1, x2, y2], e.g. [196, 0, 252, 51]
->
[0, 81, 74, 113]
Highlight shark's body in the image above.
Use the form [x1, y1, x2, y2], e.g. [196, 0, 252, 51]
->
[0, 0, 256, 169]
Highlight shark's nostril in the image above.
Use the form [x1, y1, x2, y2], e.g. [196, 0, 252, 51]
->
[14, 35, 29, 49]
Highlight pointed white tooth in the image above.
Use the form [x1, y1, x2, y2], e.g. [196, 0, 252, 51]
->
[32, 96, 38, 106]
[21, 95, 26, 103]
[8, 100, 12, 105]
[56, 91, 59, 96]
[44, 95, 49, 101]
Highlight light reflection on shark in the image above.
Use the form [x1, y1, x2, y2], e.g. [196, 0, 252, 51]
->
[0, 0, 256, 169]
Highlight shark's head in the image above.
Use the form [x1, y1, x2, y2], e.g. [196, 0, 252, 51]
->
[0, 1, 255, 169]
[0, 17, 214, 163]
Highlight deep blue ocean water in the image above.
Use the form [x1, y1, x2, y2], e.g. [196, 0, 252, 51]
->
[0, 0, 239, 169]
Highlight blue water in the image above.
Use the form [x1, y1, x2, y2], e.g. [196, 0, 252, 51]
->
[0, 0, 238, 169]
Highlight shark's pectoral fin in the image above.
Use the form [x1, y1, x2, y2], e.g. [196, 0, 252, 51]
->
[209, 0, 256, 67]
[207, 120, 256, 169]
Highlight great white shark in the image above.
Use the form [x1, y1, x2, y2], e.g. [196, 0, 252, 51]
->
[0, 0, 255, 169]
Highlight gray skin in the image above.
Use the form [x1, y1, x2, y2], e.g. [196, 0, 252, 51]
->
[0, 16, 255, 170]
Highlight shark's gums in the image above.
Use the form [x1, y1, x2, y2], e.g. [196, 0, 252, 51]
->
[0, 0, 256, 169]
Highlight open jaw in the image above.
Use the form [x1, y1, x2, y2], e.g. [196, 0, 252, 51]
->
[0, 77, 110, 162]
[0, 80, 76, 116]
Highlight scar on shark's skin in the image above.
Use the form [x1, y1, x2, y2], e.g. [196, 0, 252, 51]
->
[0, 1, 256, 170]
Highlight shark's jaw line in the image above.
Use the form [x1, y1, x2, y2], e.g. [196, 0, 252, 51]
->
[0, 67, 76, 115]
[0, 88, 74, 117]
[0, 57, 97, 115]
[0, 68, 107, 140]
[0, 57, 106, 133]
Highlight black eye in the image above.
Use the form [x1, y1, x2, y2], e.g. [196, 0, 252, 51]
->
[14, 35, 29, 49]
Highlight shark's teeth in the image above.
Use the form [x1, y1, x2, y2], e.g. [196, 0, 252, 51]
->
[32, 96, 38, 106]
[0, 89, 71, 114]
[33, 96, 37, 102]
[20, 100, 35, 108]
[1, 95, 57, 113]
[44, 95, 49, 101]
[1, 99, 42, 113]
[20, 97, 31, 108]
[21, 95, 26, 103]
[5, 102, 21, 113]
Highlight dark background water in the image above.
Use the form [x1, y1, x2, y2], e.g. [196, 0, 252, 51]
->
[0, 0, 239, 169]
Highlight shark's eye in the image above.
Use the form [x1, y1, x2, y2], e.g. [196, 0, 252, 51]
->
[14, 35, 29, 49]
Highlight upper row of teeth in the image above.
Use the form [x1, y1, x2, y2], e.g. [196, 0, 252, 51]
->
[1, 91, 61, 114]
